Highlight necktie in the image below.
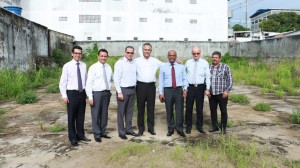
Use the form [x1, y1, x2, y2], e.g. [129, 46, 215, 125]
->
[193, 60, 198, 84]
[103, 64, 109, 90]
[171, 63, 176, 88]
[77, 62, 83, 92]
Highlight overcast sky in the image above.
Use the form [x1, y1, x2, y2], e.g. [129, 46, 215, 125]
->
[228, 0, 300, 26]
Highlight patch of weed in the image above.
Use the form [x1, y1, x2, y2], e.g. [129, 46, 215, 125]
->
[253, 102, 271, 112]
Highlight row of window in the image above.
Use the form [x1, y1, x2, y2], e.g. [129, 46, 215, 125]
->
[59, 16, 198, 24]
[79, 0, 198, 4]
[251, 17, 268, 25]
[86, 37, 193, 41]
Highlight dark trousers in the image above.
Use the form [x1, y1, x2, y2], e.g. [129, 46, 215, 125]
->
[66, 90, 86, 141]
[136, 81, 156, 133]
[90, 91, 111, 139]
[117, 87, 135, 135]
[164, 87, 184, 132]
[209, 94, 228, 130]
[185, 84, 206, 131]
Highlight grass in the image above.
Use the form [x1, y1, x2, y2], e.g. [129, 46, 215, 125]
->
[290, 109, 300, 124]
[46, 84, 60, 93]
[16, 91, 38, 104]
[47, 124, 65, 132]
[229, 94, 249, 104]
[0, 107, 5, 132]
[253, 102, 272, 112]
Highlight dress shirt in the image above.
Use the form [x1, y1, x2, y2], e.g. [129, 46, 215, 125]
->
[210, 63, 233, 95]
[114, 56, 137, 93]
[59, 59, 87, 98]
[136, 56, 163, 82]
[185, 58, 211, 90]
[86, 62, 113, 100]
[158, 62, 188, 94]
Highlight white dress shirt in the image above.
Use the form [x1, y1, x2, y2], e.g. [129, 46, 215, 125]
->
[136, 56, 163, 82]
[114, 56, 137, 93]
[185, 58, 211, 90]
[59, 59, 87, 98]
[86, 62, 113, 100]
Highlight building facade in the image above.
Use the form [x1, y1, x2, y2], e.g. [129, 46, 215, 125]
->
[19, 0, 228, 41]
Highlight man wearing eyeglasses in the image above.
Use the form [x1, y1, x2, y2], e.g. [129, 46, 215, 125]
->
[185, 47, 211, 134]
[59, 45, 91, 146]
[114, 46, 139, 140]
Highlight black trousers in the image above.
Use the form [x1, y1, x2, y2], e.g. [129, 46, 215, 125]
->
[164, 87, 184, 132]
[66, 90, 86, 141]
[209, 94, 228, 130]
[185, 84, 206, 131]
[136, 81, 156, 133]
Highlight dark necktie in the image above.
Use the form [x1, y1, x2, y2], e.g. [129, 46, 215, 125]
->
[171, 63, 176, 88]
[77, 62, 83, 92]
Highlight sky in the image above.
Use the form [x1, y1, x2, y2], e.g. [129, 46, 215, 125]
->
[228, 0, 300, 27]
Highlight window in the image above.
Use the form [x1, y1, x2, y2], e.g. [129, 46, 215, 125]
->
[87, 37, 92, 40]
[165, 18, 173, 23]
[113, 17, 121, 22]
[133, 37, 138, 40]
[139, 0, 147, 1]
[190, 19, 197, 24]
[107, 37, 111, 40]
[79, 0, 101, 2]
[184, 38, 188, 41]
[190, 0, 197, 4]
[79, 15, 101, 23]
[165, 0, 172, 3]
[139, 18, 147, 22]
[159, 37, 164, 41]
[59, 17, 68, 21]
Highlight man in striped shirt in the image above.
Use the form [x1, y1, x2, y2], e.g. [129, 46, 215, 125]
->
[207, 51, 233, 134]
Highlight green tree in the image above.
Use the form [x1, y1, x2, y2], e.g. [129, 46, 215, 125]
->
[259, 12, 300, 32]
[232, 24, 250, 31]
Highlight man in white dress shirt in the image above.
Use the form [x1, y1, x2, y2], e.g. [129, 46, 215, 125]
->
[86, 49, 113, 143]
[114, 46, 139, 140]
[59, 45, 91, 146]
[185, 47, 211, 134]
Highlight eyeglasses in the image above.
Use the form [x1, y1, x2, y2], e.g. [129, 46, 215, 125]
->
[126, 52, 134, 54]
[73, 52, 82, 55]
[192, 53, 200, 55]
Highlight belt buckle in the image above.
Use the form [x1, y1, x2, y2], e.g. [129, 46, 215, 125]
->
[194, 84, 198, 87]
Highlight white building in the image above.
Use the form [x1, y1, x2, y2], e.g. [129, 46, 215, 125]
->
[0, 0, 20, 7]
[17, 0, 228, 41]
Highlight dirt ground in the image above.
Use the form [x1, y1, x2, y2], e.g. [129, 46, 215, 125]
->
[0, 84, 299, 168]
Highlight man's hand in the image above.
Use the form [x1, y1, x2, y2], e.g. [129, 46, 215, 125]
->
[159, 94, 165, 103]
[176, 59, 182, 64]
[205, 90, 211, 98]
[88, 100, 94, 106]
[222, 91, 228, 98]
[183, 90, 187, 98]
[63, 98, 69, 104]
[118, 93, 124, 101]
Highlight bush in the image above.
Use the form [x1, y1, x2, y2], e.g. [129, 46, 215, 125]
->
[52, 49, 70, 67]
[16, 91, 38, 104]
[253, 102, 271, 112]
[46, 84, 60, 93]
[229, 94, 249, 104]
[290, 109, 300, 124]
[47, 124, 65, 132]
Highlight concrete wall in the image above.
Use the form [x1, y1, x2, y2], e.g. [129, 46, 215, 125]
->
[48, 30, 74, 58]
[77, 41, 229, 59]
[229, 35, 300, 58]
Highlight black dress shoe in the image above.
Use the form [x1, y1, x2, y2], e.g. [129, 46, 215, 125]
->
[138, 131, 144, 136]
[79, 137, 91, 142]
[222, 129, 226, 134]
[100, 134, 111, 139]
[95, 138, 102, 142]
[70, 139, 78, 146]
[148, 130, 156, 135]
[126, 131, 139, 137]
[167, 131, 174, 136]
[209, 127, 220, 132]
[186, 129, 191, 134]
[198, 128, 206, 133]
[119, 134, 128, 140]
[178, 131, 186, 137]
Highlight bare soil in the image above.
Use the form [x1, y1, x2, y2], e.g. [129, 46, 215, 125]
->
[0, 84, 299, 168]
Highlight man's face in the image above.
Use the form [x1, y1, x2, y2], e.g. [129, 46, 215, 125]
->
[212, 54, 221, 66]
[192, 49, 201, 60]
[168, 51, 177, 63]
[143, 45, 152, 58]
[71, 49, 82, 62]
[98, 51, 108, 64]
[125, 48, 134, 61]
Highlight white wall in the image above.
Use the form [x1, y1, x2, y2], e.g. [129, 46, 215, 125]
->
[21, 0, 228, 41]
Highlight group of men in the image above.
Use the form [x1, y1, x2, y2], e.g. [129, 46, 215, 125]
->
[59, 43, 233, 146]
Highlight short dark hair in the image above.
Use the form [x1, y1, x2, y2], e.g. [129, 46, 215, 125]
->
[98, 49, 108, 56]
[125, 46, 134, 51]
[143, 43, 152, 49]
[72, 45, 82, 53]
[212, 51, 221, 58]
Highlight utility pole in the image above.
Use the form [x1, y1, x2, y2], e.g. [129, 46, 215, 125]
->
[245, 0, 248, 28]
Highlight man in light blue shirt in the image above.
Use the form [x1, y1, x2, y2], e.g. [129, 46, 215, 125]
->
[158, 50, 188, 137]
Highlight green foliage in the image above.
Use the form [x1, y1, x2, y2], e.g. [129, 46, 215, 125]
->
[229, 94, 249, 104]
[259, 12, 300, 32]
[47, 124, 65, 132]
[289, 109, 300, 124]
[276, 90, 285, 99]
[52, 48, 70, 67]
[16, 91, 38, 104]
[46, 84, 60, 93]
[232, 24, 250, 31]
[253, 102, 271, 112]
[0, 107, 5, 132]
